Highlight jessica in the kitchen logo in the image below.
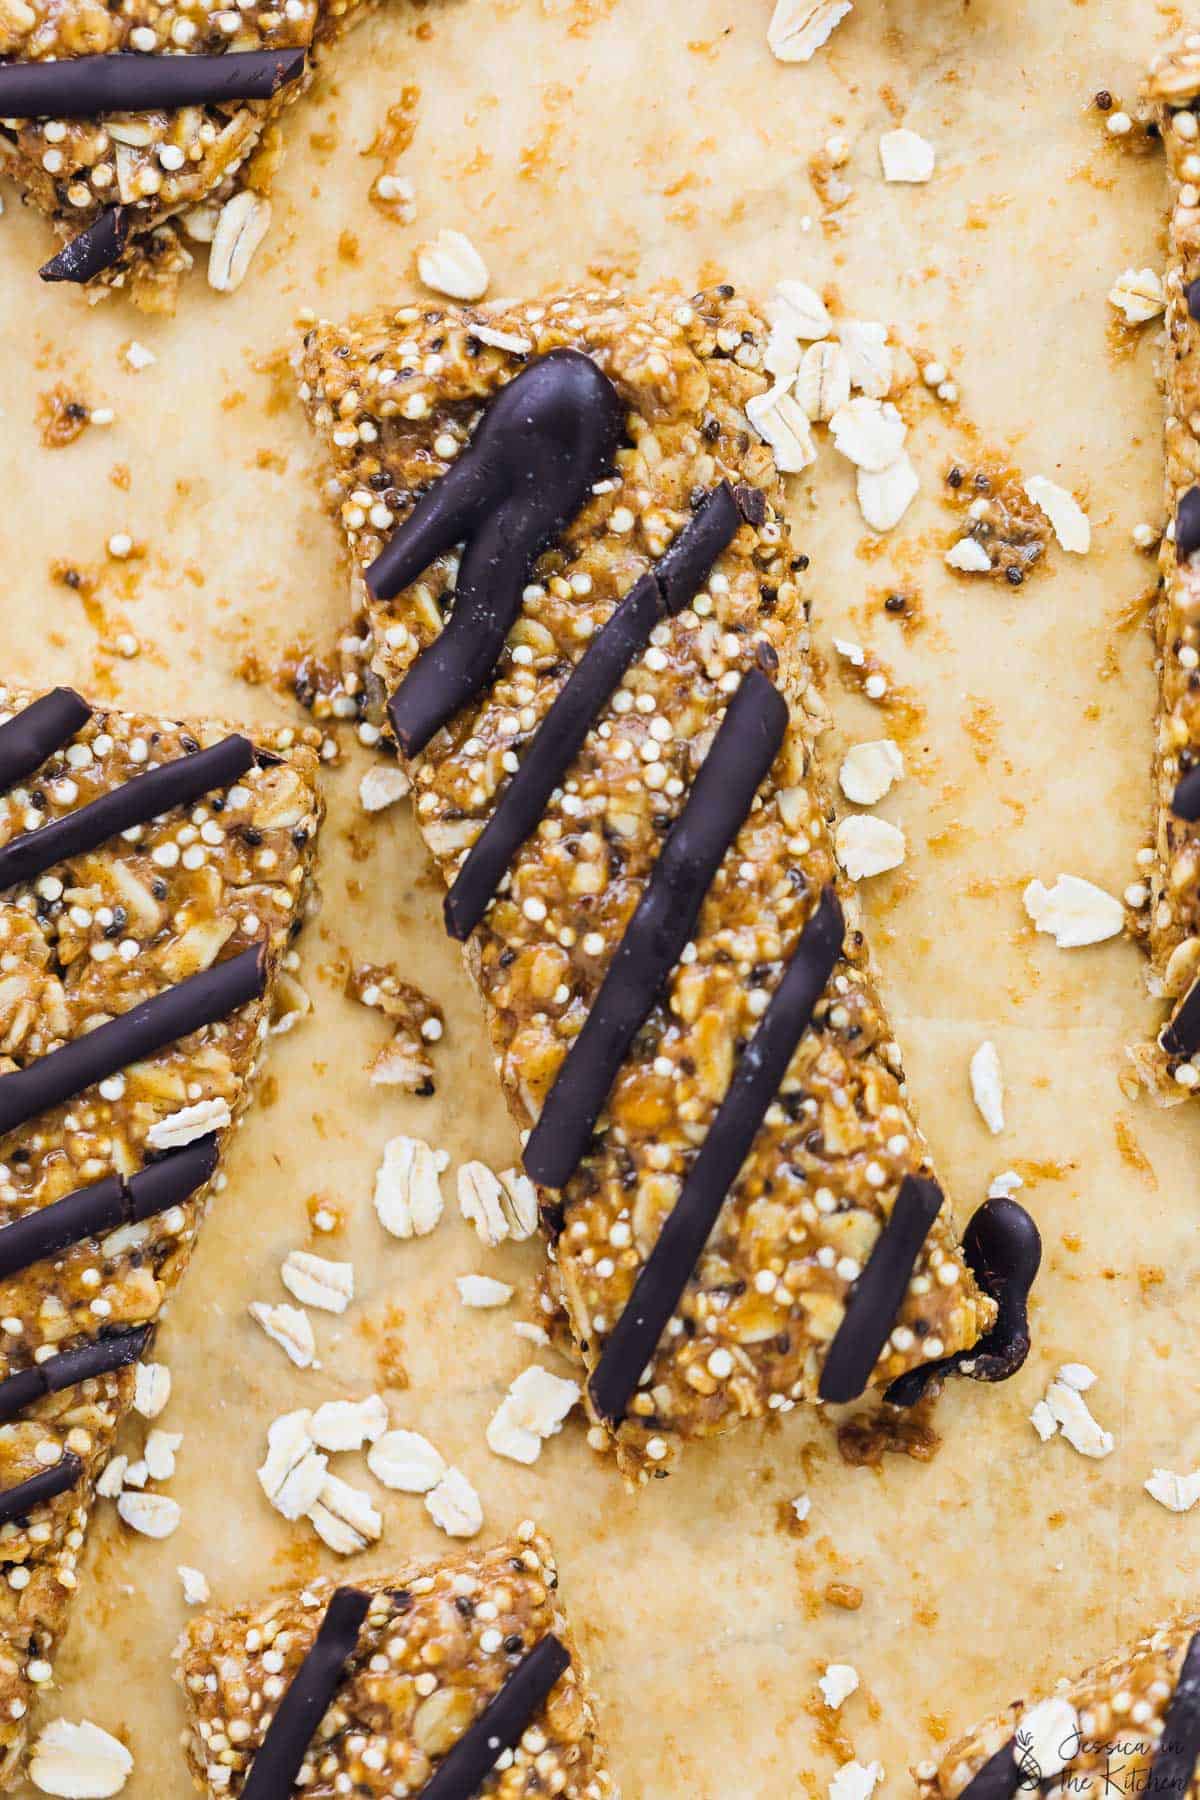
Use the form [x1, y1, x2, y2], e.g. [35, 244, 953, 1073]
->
[1012, 1728, 1194, 1794]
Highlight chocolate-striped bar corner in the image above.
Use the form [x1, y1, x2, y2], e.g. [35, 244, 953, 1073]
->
[915, 1613, 1200, 1800]
[1132, 40, 1200, 1101]
[176, 1528, 617, 1800]
[298, 282, 1037, 1484]
[0, 681, 324, 1787]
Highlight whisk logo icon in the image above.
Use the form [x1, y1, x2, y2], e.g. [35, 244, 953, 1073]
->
[1014, 1730, 1043, 1791]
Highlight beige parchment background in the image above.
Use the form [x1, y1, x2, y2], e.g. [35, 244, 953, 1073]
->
[0, 0, 1194, 1793]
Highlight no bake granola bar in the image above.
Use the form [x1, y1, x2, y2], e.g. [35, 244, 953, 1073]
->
[176, 1526, 616, 1800]
[0, 0, 369, 308]
[296, 282, 1038, 1484]
[915, 1612, 1200, 1800]
[0, 682, 322, 1784]
[1132, 37, 1200, 1098]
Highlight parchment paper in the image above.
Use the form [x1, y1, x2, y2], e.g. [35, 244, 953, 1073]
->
[0, 2, 1193, 1794]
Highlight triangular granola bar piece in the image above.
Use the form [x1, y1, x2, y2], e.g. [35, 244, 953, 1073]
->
[0, 681, 322, 1781]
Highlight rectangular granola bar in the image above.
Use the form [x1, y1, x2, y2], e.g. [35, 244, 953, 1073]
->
[0, 0, 368, 308]
[0, 682, 322, 1785]
[176, 1526, 616, 1799]
[914, 1612, 1200, 1800]
[296, 282, 1005, 1485]
[1132, 39, 1200, 1098]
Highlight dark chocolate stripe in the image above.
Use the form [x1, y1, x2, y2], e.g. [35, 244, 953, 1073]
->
[377, 350, 625, 756]
[884, 1195, 1041, 1407]
[589, 885, 844, 1425]
[1179, 487, 1200, 563]
[444, 484, 742, 940]
[0, 689, 91, 797]
[0, 1451, 83, 1529]
[0, 1326, 152, 1425]
[0, 47, 305, 119]
[523, 667, 789, 1190]
[1188, 278, 1200, 324]
[241, 1587, 370, 1800]
[1173, 766, 1200, 821]
[958, 1742, 1022, 1800]
[0, 733, 255, 891]
[418, 1634, 571, 1800]
[817, 1174, 943, 1405]
[40, 206, 130, 283]
[0, 943, 265, 1140]
[0, 1136, 217, 1282]
[1148, 1631, 1200, 1799]
[1161, 977, 1200, 1060]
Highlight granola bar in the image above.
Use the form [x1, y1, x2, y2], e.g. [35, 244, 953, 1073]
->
[0, 681, 322, 1785]
[1132, 38, 1200, 1099]
[914, 1613, 1200, 1800]
[176, 1526, 616, 1799]
[0, 0, 369, 309]
[296, 282, 1034, 1484]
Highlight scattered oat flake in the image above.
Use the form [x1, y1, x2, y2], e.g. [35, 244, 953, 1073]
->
[145, 1096, 230, 1151]
[1023, 874, 1125, 948]
[819, 1664, 860, 1709]
[838, 320, 893, 397]
[132, 1361, 170, 1419]
[417, 229, 489, 302]
[281, 1249, 354, 1314]
[513, 1321, 550, 1346]
[988, 1169, 1023, 1200]
[946, 536, 993, 573]
[486, 1365, 582, 1465]
[768, 278, 831, 342]
[208, 191, 271, 293]
[796, 340, 850, 422]
[839, 740, 904, 806]
[1145, 1467, 1200, 1512]
[829, 1760, 884, 1800]
[746, 379, 817, 473]
[374, 1134, 447, 1238]
[248, 1301, 318, 1369]
[857, 455, 919, 532]
[457, 1273, 514, 1308]
[359, 764, 411, 813]
[310, 1394, 389, 1453]
[1108, 266, 1165, 324]
[829, 397, 906, 471]
[833, 637, 865, 666]
[1032, 1369, 1114, 1459]
[122, 340, 155, 371]
[116, 1490, 181, 1538]
[178, 1566, 210, 1606]
[95, 1456, 127, 1500]
[792, 1494, 811, 1523]
[471, 321, 535, 355]
[308, 1472, 382, 1555]
[767, 0, 852, 62]
[367, 1428, 446, 1493]
[969, 1041, 1006, 1135]
[1024, 476, 1090, 554]
[834, 814, 906, 881]
[459, 1160, 537, 1246]
[425, 1465, 483, 1538]
[30, 1720, 133, 1799]
[257, 1411, 327, 1520]
[880, 127, 935, 183]
[143, 1429, 181, 1483]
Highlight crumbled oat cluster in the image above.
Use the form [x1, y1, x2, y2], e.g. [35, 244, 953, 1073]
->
[1132, 42, 1200, 1099]
[0, 683, 322, 1783]
[0, 0, 366, 307]
[298, 284, 995, 1483]
[176, 1526, 616, 1799]
[915, 1613, 1200, 1800]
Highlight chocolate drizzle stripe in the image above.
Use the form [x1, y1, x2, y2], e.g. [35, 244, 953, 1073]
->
[884, 1195, 1041, 1407]
[523, 666, 789, 1190]
[0, 732, 255, 891]
[418, 1634, 571, 1800]
[817, 1173, 944, 1405]
[0, 689, 91, 797]
[377, 350, 625, 756]
[0, 1325, 152, 1425]
[1161, 976, 1200, 1060]
[0, 1136, 217, 1282]
[589, 885, 844, 1425]
[0, 942, 265, 1140]
[958, 1742, 1021, 1800]
[444, 483, 742, 941]
[241, 1587, 370, 1800]
[40, 205, 130, 283]
[1172, 766, 1200, 821]
[0, 1451, 84, 1529]
[0, 47, 306, 119]
[1148, 1631, 1200, 1797]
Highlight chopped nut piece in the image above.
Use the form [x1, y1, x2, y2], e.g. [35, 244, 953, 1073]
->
[969, 1041, 1006, 1135]
[257, 1411, 327, 1521]
[818, 1664, 860, 1709]
[374, 1134, 447, 1238]
[208, 191, 272, 294]
[424, 1466, 483, 1538]
[834, 814, 906, 880]
[349, 963, 444, 1093]
[177, 1566, 210, 1606]
[309, 1394, 389, 1453]
[132, 1362, 171, 1420]
[144, 1096, 231, 1151]
[359, 763, 411, 813]
[839, 740, 904, 805]
[416, 228, 490, 302]
[487, 1366, 582, 1465]
[1024, 475, 1091, 554]
[29, 1720, 133, 1799]
[307, 1472, 382, 1555]
[366, 1428, 446, 1493]
[767, 0, 852, 64]
[879, 127, 936, 182]
[945, 536, 993, 573]
[116, 1490, 182, 1539]
[1108, 265, 1166, 323]
[1024, 874, 1125, 948]
[248, 1301, 318, 1369]
[1032, 1368, 1115, 1458]
[456, 1273, 514, 1308]
[1145, 1467, 1200, 1511]
[1020, 1697, 1080, 1779]
[280, 1249, 355, 1314]
[829, 1760, 883, 1800]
